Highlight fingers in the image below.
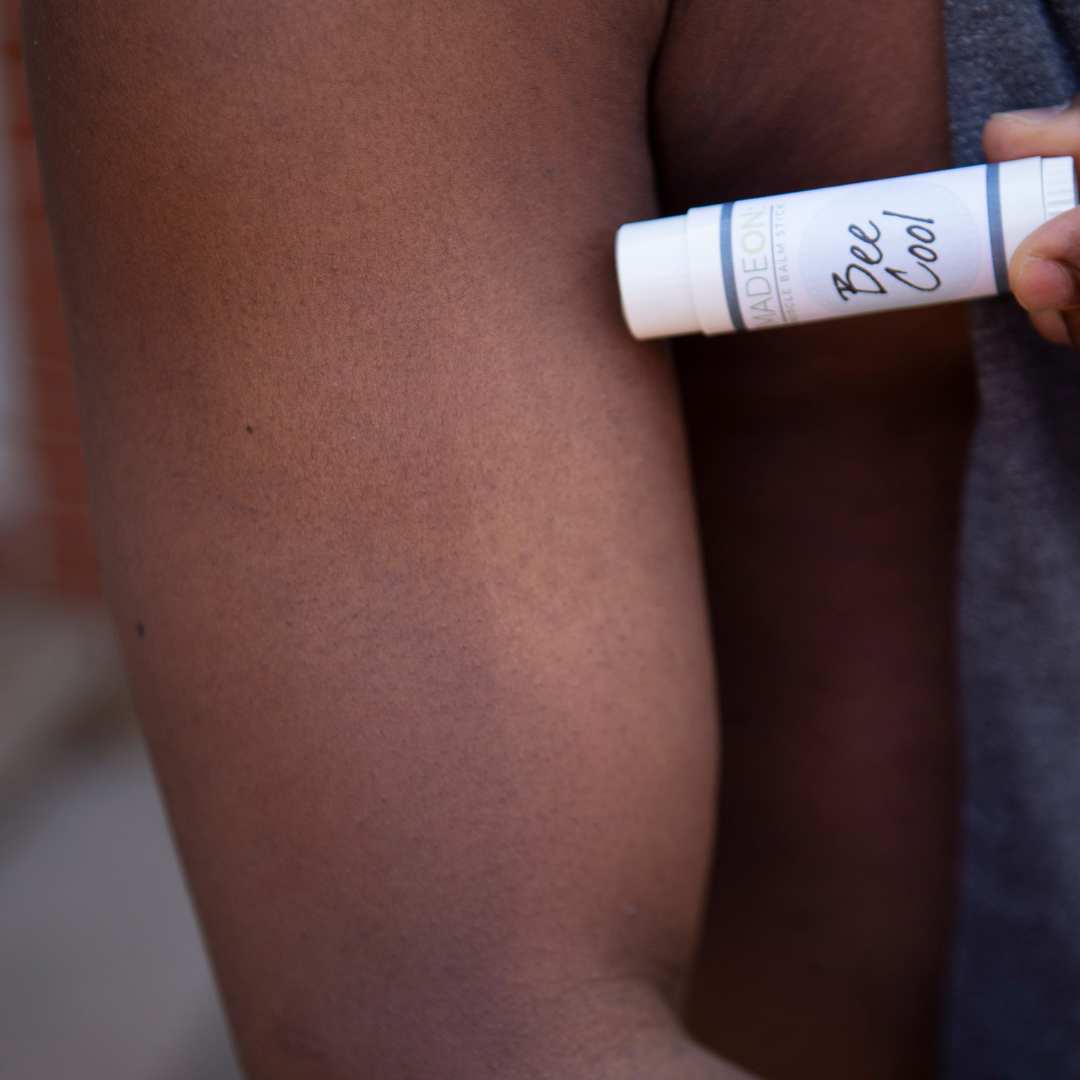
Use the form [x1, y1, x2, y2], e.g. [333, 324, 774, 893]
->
[982, 96, 1080, 346]
[1009, 210, 1080, 345]
[1012, 218, 1080, 308]
[983, 95, 1080, 162]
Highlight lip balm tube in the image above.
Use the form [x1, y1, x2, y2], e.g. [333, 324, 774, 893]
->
[615, 156, 1078, 339]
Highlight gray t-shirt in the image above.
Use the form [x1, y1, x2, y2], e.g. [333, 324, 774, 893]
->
[944, 2, 1080, 1075]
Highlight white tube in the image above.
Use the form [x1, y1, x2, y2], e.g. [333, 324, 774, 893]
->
[615, 156, 1078, 339]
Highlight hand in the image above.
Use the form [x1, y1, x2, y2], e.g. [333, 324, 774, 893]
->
[983, 96, 1080, 346]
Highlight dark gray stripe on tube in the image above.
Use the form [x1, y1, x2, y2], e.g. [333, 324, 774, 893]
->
[986, 163, 1008, 295]
[719, 202, 745, 332]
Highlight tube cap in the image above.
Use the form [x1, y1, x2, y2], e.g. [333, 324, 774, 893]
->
[1042, 155, 1078, 220]
[1001, 156, 1079, 264]
[615, 215, 700, 340]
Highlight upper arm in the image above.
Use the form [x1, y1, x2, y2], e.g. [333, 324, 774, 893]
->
[23, 3, 721, 1075]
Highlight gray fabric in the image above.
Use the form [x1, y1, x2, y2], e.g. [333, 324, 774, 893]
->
[944, 2, 1080, 1076]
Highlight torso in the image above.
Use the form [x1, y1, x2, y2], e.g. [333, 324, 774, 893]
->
[652, 2, 974, 1074]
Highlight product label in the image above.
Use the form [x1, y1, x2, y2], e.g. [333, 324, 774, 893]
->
[800, 181, 982, 317]
[718, 164, 1000, 332]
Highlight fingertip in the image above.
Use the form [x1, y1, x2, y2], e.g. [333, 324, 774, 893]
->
[982, 97, 1080, 161]
[982, 110, 1043, 162]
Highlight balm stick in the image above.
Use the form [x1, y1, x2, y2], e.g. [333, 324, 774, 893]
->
[615, 156, 1078, 339]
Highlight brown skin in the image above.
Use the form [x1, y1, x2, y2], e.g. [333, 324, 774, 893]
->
[654, 2, 973, 1076]
[22, 3, 734, 1078]
[23, 1, 979, 1077]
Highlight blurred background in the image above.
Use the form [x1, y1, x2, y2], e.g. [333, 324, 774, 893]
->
[1, 9, 241, 1077]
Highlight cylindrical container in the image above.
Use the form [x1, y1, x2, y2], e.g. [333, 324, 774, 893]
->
[615, 156, 1078, 339]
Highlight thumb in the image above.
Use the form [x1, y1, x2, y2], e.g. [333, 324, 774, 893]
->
[1009, 206, 1080, 346]
[1010, 207, 1080, 313]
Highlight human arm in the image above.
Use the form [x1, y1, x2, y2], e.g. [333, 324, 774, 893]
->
[21, 2, 749, 1076]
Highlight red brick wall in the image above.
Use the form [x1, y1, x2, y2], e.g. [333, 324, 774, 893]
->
[3, 4, 100, 599]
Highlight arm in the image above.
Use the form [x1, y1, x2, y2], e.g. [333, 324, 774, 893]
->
[22, 2, 743, 1076]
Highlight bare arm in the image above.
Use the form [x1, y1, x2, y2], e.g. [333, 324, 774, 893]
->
[23, 2, 740, 1076]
